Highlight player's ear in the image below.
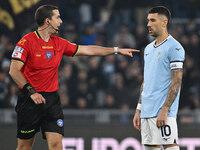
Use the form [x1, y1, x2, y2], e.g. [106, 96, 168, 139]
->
[163, 19, 168, 28]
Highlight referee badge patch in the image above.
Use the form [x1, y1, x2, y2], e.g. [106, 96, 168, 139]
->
[46, 51, 52, 59]
[57, 119, 63, 127]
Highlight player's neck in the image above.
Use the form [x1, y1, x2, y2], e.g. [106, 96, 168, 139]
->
[155, 31, 169, 46]
[37, 27, 51, 42]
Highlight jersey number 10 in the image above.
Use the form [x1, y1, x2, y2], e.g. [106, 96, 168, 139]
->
[161, 125, 171, 137]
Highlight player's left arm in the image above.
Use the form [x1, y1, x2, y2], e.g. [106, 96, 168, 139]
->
[157, 69, 183, 128]
[156, 43, 185, 128]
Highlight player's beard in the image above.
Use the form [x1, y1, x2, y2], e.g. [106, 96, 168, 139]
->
[151, 32, 158, 37]
[150, 29, 159, 37]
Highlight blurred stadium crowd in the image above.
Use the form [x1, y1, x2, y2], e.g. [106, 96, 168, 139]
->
[0, 0, 199, 111]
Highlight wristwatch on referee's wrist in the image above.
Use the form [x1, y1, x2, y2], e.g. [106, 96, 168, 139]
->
[114, 47, 118, 54]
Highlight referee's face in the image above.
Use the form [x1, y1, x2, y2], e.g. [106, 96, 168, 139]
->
[49, 9, 63, 34]
[147, 13, 164, 37]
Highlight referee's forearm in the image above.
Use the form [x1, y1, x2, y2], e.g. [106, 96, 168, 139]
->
[9, 68, 27, 89]
[77, 45, 114, 56]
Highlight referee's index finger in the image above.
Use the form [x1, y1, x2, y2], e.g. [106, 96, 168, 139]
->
[131, 49, 140, 52]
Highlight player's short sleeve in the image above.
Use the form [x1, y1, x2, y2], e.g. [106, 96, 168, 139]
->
[59, 38, 79, 56]
[168, 44, 185, 70]
[11, 38, 29, 63]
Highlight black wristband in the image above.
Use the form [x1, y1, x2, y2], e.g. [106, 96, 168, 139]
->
[22, 83, 37, 96]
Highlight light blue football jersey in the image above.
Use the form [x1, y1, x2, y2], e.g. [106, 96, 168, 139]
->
[140, 35, 185, 118]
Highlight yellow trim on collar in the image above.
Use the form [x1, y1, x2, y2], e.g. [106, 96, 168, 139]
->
[34, 31, 40, 39]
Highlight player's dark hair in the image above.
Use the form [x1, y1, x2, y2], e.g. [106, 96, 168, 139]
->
[35, 5, 59, 27]
[149, 6, 171, 25]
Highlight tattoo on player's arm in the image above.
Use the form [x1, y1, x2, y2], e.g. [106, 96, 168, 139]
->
[138, 81, 144, 104]
[164, 69, 183, 108]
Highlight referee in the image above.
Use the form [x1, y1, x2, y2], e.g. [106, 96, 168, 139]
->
[9, 5, 139, 150]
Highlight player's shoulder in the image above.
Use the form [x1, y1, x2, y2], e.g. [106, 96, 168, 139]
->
[22, 31, 36, 40]
[145, 40, 155, 50]
[168, 35, 184, 50]
[16, 32, 35, 47]
[51, 35, 76, 46]
[18, 31, 37, 45]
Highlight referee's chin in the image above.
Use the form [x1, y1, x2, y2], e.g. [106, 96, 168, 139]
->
[52, 30, 59, 35]
[54, 31, 59, 34]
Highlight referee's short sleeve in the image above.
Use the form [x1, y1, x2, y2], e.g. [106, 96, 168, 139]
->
[59, 37, 78, 56]
[11, 38, 29, 63]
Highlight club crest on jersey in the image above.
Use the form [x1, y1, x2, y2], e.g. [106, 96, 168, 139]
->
[46, 51, 52, 59]
[158, 51, 163, 56]
[57, 119, 63, 127]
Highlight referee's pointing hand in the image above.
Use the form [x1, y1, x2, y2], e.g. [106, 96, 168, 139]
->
[118, 49, 140, 57]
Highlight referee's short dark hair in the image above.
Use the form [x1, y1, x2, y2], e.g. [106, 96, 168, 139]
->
[148, 6, 171, 24]
[35, 5, 59, 27]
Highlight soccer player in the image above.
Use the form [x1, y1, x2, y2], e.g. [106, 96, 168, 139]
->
[133, 6, 185, 150]
[9, 5, 139, 150]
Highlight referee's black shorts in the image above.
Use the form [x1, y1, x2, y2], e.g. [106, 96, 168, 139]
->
[15, 91, 64, 140]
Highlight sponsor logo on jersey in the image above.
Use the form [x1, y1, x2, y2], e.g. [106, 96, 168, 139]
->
[36, 54, 41, 57]
[12, 46, 24, 58]
[42, 46, 54, 49]
[46, 51, 52, 59]
[163, 137, 170, 141]
[57, 119, 63, 127]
